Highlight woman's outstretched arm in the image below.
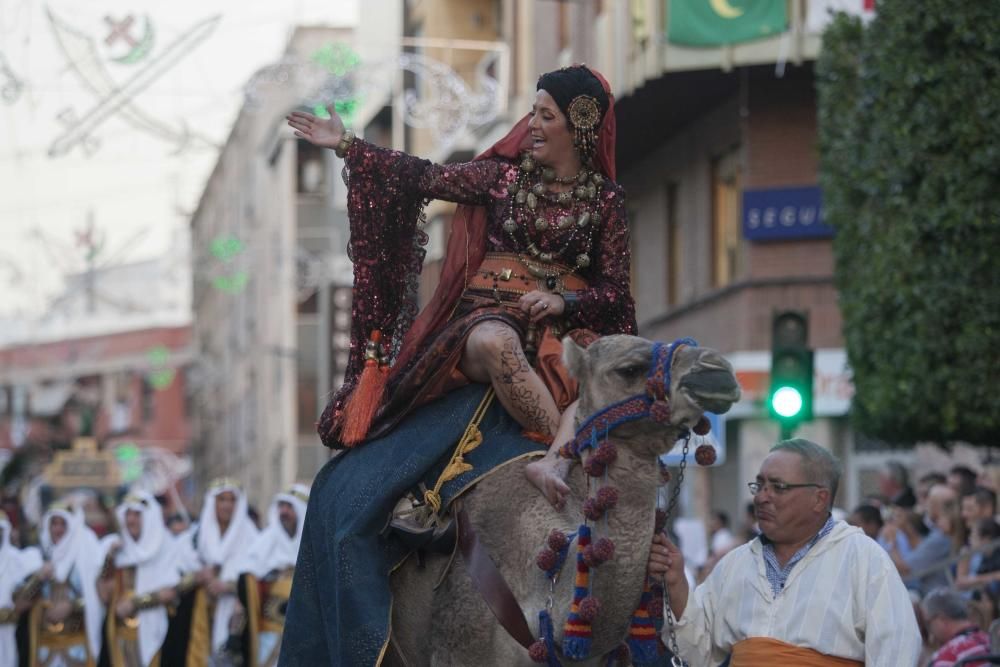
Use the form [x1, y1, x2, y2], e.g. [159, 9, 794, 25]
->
[287, 105, 511, 206]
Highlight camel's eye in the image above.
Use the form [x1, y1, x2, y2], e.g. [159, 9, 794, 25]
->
[615, 363, 647, 379]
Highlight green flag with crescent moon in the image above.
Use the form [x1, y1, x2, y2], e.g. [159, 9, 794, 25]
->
[667, 0, 787, 47]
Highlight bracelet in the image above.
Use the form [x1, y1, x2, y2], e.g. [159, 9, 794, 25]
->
[334, 129, 356, 158]
[561, 291, 581, 317]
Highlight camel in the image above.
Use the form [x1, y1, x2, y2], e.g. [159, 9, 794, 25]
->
[386, 335, 741, 666]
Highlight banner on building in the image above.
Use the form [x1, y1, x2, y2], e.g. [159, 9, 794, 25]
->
[666, 0, 787, 47]
[742, 185, 834, 241]
[806, 0, 876, 34]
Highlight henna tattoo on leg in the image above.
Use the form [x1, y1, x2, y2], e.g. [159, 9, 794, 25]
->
[460, 320, 560, 435]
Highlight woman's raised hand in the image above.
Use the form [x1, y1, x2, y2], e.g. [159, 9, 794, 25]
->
[286, 104, 345, 150]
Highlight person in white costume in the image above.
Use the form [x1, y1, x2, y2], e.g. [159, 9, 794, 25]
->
[37, 504, 116, 666]
[196, 478, 260, 653]
[107, 491, 201, 666]
[242, 484, 308, 579]
[649, 438, 922, 667]
[0, 510, 46, 667]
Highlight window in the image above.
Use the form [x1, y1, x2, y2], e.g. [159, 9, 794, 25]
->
[711, 149, 744, 288]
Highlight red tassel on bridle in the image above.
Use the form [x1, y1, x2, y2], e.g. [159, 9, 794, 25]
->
[340, 330, 388, 446]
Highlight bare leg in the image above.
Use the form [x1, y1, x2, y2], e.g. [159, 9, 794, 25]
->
[460, 321, 560, 436]
[459, 320, 575, 508]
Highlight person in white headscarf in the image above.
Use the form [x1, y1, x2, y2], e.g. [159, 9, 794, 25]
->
[0, 510, 46, 667]
[107, 491, 201, 666]
[38, 504, 116, 665]
[231, 484, 309, 666]
[242, 484, 309, 579]
[196, 478, 260, 653]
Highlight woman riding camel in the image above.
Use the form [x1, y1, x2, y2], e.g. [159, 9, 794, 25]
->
[287, 65, 636, 507]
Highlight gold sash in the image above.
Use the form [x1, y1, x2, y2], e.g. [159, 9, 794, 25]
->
[731, 637, 863, 667]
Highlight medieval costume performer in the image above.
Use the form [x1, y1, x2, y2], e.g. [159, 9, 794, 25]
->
[30, 506, 113, 667]
[102, 491, 200, 667]
[194, 478, 259, 657]
[1, 510, 44, 667]
[234, 484, 308, 666]
[280, 66, 638, 666]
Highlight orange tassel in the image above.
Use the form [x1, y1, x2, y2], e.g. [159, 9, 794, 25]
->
[341, 330, 389, 446]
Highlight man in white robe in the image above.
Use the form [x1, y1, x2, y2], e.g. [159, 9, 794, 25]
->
[236, 484, 309, 666]
[242, 484, 308, 579]
[649, 438, 922, 667]
[36, 505, 115, 666]
[0, 510, 45, 667]
[107, 491, 201, 666]
[196, 478, 260, 653]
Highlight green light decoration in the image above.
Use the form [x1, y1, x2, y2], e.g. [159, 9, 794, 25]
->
[114, 442, 144, 483]
[210, 235, 244, 262]
[148, 368, 175, 390]
[310, 42, 360, 77]
[213, 271, 249, 294]
[313, 98, 361, 126]
[146, 345, 170, 367]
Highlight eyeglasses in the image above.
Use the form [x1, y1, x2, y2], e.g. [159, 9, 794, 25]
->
[748, 480, 825, 496]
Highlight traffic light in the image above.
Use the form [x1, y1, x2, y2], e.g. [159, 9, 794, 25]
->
[769, 311, 813, 430]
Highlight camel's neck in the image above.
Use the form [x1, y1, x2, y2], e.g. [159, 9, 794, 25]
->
[556, 434, 664, 654]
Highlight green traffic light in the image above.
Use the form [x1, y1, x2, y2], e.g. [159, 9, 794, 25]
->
[771, 386, 804, 418]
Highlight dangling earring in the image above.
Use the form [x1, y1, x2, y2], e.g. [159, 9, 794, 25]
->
[568, 95, 601, 162]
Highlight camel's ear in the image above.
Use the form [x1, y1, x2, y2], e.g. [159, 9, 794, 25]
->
[562, 337, 590, 381]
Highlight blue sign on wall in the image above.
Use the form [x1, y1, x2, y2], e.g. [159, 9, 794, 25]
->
[742, 185, 834, 241]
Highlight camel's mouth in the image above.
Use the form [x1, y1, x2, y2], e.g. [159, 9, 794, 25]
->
[679, 367, 742, 415]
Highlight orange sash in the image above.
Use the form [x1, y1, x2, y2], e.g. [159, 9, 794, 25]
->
[731, 637, 863, 667]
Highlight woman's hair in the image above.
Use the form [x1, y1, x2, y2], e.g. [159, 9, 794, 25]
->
[536, 66, 610, 128]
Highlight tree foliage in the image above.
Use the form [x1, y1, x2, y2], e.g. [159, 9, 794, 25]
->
[816, 0, 1000, 445]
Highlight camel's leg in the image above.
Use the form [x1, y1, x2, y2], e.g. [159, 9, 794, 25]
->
[460, 321, 560, 436]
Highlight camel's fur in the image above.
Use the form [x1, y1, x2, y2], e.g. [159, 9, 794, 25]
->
[387, 335, 740, 666]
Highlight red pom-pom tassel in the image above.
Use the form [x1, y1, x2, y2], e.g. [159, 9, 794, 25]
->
[536, 548, 558, 572]
[693, 416, 711, 435]
[593, 441, 618, 465]
[578, 596, 601, 622]
[529, 639, 548, 662]
[583, 498, 603, 521]
[547, 529, 568, 552]
[695, 444, 717, 466]
[583, 457, 606, 478]
[596, 486, 619, 511]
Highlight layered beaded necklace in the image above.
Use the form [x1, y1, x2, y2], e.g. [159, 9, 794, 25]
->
[502, 153, 604, 286]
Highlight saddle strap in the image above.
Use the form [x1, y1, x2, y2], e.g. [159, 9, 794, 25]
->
[457, 506, 536, 650]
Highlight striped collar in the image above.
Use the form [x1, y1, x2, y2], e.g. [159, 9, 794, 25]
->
[759, 515, 836, 597]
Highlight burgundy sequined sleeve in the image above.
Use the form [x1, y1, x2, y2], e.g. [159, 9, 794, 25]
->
[345, 139, 506, 205]
[572, 184, 638, 335]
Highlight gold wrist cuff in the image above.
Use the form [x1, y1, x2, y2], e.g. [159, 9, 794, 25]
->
[335, 129, 356, 158]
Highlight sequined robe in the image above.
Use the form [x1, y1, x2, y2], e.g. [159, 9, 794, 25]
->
[323, 139, 637, 445]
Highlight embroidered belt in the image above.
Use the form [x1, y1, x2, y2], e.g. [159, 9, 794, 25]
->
[465, 252, 587, 304]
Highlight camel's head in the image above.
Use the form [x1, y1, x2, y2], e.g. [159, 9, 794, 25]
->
[564, 335, 741, 456]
